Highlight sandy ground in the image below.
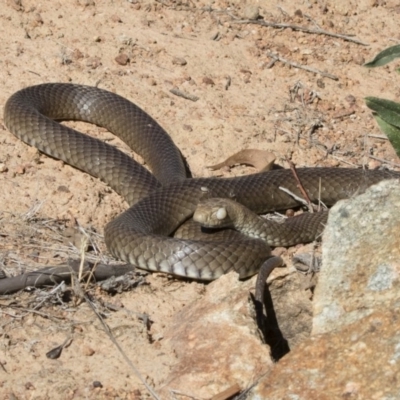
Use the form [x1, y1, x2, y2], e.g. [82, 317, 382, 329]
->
[1, 0, 400, 398]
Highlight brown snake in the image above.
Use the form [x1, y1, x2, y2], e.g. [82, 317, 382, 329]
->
[4, 84, 400, 280]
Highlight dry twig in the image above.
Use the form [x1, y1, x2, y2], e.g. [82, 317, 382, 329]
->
[211, 383, 241, 400]
[82, 292, 161, 400]
[286, 159, 315, 212]
[233, 19, 369, 46]
[368, 155, 400, 168]
[266, 52, 339, 81]
[0, 261, 136, 294]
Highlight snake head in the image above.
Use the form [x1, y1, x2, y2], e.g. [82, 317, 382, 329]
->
[193, 198, 236, 229]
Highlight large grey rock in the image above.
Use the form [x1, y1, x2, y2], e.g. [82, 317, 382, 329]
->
[313, 179, 400, 334]
[249, 179, 400, 399]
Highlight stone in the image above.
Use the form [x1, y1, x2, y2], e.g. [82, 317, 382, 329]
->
[314, 179, 400, 335]
[249, 179, 400, 398]
[159, 268, 313, 398]
[242, 5, 259, 20]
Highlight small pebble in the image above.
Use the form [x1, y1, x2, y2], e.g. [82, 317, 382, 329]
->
[77, 0, 95, 6]
[242, 5, 259, 20]
[25, 382, 35, 390]
[286, 209, 295, 217]
[119, 35, 133, 45]
[72, 49, 84, 60]
[57, 185, 70, 193]
[82, 346, 95, 356]
[294, 9, 303, 18]
[34, 13, 43, 25]
[345, 95, 356, 106]
[115, 53, 129, 65]
[368, 159, 382, 170]
[172, 57, 187, 66]
[202, 76, 215, 86]
[85, 57, 101, 69]
[110, 14, 122, 23]
[352, 54, 366, 65]
[15, 165, 25, 175]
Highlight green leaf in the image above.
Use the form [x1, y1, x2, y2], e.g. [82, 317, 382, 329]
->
[365, 97, 400, 128]
[364, 45, 400, 68]
[373, 115, 400, 157]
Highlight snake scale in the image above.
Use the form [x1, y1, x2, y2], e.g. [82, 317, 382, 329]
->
[4, 83, 400, 280]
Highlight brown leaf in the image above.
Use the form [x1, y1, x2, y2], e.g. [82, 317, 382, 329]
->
[207, 149, 275, 172]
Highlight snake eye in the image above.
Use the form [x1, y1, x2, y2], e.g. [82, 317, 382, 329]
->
[216, 207, 227, 220]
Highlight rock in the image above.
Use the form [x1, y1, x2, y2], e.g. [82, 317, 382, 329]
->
[242, 5, 259, 20]
[85, 56, 102, 69]
[115, 53, 129, 66]
[314, 179, 400, 335]
[159, 269, 313, 398]
[249, 308, 400, 399]
[172, 57, 187, 66]
[202, 76, 215, 86]
[248, 179, 400, 398]
[82, 345, 95, 356]
[159, 272, 273, 398]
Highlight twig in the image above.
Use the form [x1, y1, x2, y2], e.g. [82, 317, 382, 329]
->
[318, 177, 327, 211]
[368, 154, 400, 168]
[78, 231, 89, 282]
[67, 261, 160, 399]
[329, 154, 358, 167]
[278, 187, 310, 207]
[331, 110, 355, 120]
[169, 389, 202, 399]
[0, 361, 7, 373]
[367, 134, 388, 140]
[286, 160, 315, 212]
[154, 3, 368, 46]
[3, 307, 65, 322]
[211, 383, 241, 400]
[266, 52, 339, 81]
[0, 261, 136, 294]
[83, 293, 161, 400]
[232, 19, 369, 46]
[264, 58, 277, 69]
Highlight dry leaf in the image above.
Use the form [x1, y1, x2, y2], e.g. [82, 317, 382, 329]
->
[207, 149, 275, 172]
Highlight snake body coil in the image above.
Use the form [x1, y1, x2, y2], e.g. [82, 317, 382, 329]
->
[4, 84, 399, 280]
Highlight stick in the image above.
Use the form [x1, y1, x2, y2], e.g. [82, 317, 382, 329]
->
[83, 293, 161, 400]
[286, 159, 315, 212]
[233, 19, 369, 46]
[266, 52, 339, 81]
[0, 261, 136, 294]
[278, 187, 310, 207]
[211, 383, 241, 400]
[368, 154, 400, 168]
